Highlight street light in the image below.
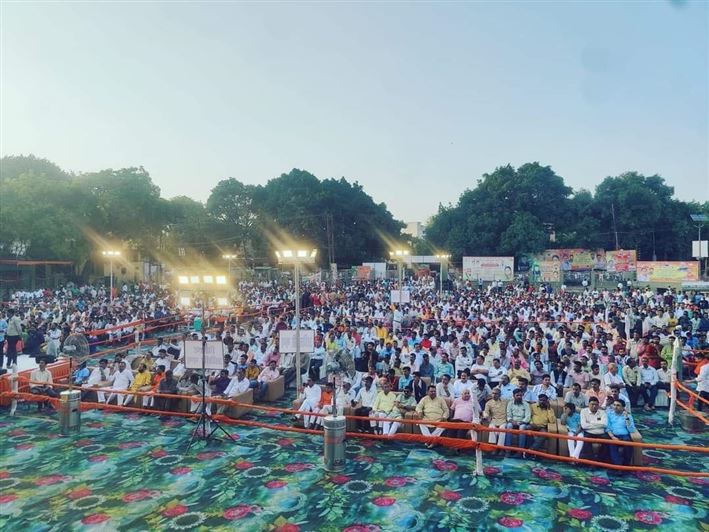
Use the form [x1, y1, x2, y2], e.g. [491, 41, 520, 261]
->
[101, 250, 121, 303]
[435, 254, 451, 296]
[222, 254, 237, 283]
[691, 214, 708, 278]
[276, 248, 318, 390]
[389, 249, 410, 306]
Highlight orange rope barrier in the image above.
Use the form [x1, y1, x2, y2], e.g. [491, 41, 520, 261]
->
[676, 399, 709, 424]
[10, 389, 708, 478]
[675, 381, 709, 406]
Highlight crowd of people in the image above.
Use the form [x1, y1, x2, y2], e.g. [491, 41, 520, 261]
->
[0, 282, 181, 368]
[4, 276, 709, 468]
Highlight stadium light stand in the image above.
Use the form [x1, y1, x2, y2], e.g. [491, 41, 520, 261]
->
[389, 249, 410, 305]
[435, 254, 451, 296]
[691, 214, 708, 276]
[276, 248, 318, 390]
[101, 250, 121, 303]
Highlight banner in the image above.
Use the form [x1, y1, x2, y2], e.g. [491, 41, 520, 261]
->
[463, 257, 514, 281]
[354, 266, 372, 281]
[636, 261, 700, 283]
[538, 261, 561, 282]
[537, 249, 606, 271]
[606, 250, 637, 272]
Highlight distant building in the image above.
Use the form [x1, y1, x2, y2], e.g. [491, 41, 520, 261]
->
[404, 222, 425, 239]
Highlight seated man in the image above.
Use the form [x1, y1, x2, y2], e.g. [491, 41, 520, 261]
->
[482, 387, 507, 451]
[246, 359, 266, 400]
[314, 383, 335, 428]
[435, 374, 454, 406]
[369, 381, 401, 436]
[638, 357, 659, 412]
[258, 360, 281, 398]
[396, 386, 417, 417]
[527, 393, 557, 456]
[296, 376, 322, 429]
[532, 374, 557, 401]
[475, 378, 492, 409]
[564, 382, 588, 411]
[504, 388, 531, 455]
[561, 402, 583, 458]
[606, 398, 637, 467]
[353, 376, 377, 432]
[72, 361, 90, 386]
[449, 388, 480, 440]
[107, 361, 134, 406]
[84, 358, 112, 403]
[580, 397, 609, 461]
[209, 369, 232, 397]
[125, 363, 153, 407]
[30, 359, 60, 411]
[219, 368, 251, 414]
[415, 385, 450, 447]
[155, 369, 179, 417]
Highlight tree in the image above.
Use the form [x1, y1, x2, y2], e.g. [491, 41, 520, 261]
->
[206, 178, 258, 254]
[426, 163, 573, 259]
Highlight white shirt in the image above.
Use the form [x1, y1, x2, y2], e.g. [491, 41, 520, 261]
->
[488, 366, 505, 384]
[224, 376, 250, 397]
[452, 379, 476, 399]
[111, 368, 134, 390]
[697, 364, 709, 394]
[639, 366, 658, 385]
[355, 385, 378, 408]
[300, 383, 322, 404]
[87, 367, 110, 386]
[455, 355, 473, 374]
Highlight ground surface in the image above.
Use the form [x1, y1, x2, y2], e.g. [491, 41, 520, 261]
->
[0, 399, 707, 531]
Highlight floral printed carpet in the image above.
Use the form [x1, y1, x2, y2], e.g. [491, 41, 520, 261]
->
[0, 402, 707, 532]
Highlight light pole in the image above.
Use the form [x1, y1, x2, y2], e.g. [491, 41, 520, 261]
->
[102, 250, 121, 303]
[691, 214, 708, 278]
[276, 248, 318, 390]
[177, 273, 233, 450]
[222, 254, 237, 285]
[435, 254, 450, 296]
[389, 249, 410, 306]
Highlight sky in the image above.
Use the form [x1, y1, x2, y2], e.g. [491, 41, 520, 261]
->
[2, 1, 708, 223]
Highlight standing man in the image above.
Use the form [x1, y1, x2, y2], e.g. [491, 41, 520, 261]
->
[5, 309, 23, 368]
[0, 312, 8, 368]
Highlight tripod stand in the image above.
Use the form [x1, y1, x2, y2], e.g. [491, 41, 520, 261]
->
[184, 306, 236, 454]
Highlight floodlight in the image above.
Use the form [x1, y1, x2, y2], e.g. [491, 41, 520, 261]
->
[178, 276, 189, 285]
[217, 297, 228, 306]
[215, 275, 227, 285]
[691, 214, 708, 222]
[282, 250, 294, 258]
[190, 275, 200, 284]
[179, 296, 191, 306]
[203, 275, 214, 284]
[297, 250, 308, 258]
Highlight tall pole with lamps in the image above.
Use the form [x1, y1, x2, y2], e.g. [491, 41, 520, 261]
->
[276, 249, 318, 391]
[435, 254, 450, 297]
[102, 250, 121, 303]
[222, 254, 237, 285]
[177, 273, 235, 452]
[389, 249, 410, 306]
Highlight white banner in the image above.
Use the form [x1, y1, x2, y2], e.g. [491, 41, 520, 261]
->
[279, 329, 315, 353]
[390, 290, 411, 304]
[184, 340, 225, 370]
[463, 256, 514, 281]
